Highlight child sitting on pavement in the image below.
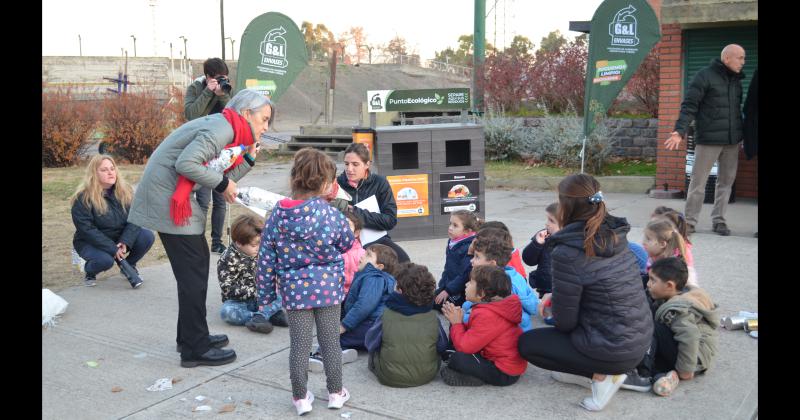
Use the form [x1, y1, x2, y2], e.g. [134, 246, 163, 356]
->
[624, 257, 719, 396]
[522, 203, 560, 298]
[643, 218, 698, 288]
[309, 243, 398, 372]
[479, 221, 526, 278]
[342, 210, 366, 296]
[440, 265, 528, 386]
[217, 214, 287, 334]
[434, 210, 480, 309]
[365, 262, 448, 387]
[462, 229, 539, 332]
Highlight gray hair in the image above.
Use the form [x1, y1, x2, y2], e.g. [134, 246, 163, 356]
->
[225, 88, 273, 115]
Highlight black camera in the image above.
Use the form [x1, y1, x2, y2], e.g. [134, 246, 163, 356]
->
[215, 76, 232, 94]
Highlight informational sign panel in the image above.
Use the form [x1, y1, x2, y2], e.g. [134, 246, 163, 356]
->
[387, 174, 429, 218]
[236, 12, 308, 102]
[439, 172, 480, 214]
[367, 88, 470, 113]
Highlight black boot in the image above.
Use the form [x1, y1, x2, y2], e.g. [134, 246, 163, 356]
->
[269, 310, 289, 327]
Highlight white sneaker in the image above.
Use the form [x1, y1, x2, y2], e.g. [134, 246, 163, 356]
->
[342, 349, 358, 364]
[327, 387, 350, 409]
[292, 391, 314, 416]
[579, 374, 627, 411]
[551, 371, 592, 389]
[308, 352, 324, 372]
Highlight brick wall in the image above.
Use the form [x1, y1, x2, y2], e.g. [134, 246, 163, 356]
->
[655, 23, 758, 198]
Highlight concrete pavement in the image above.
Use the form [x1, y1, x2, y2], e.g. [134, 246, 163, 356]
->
[42, 161, 758, 419]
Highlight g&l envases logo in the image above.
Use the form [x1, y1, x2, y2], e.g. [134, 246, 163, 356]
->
[260, 27, 289, 68]
[609, 5, 639, 47]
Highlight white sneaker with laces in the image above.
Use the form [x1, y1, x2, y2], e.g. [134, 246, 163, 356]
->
[551, 371, 592, 389]
[579, 374, 627, 411]
[327, 387, 350, 409]
[292, 391, 314, 416]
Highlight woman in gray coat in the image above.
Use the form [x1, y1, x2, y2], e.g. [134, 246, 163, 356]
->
[128, 89, 272, 368]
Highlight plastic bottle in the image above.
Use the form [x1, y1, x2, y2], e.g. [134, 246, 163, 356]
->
[208, 145, 246, 173]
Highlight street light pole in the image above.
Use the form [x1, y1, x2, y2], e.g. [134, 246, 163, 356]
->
[130, 35, 137, 57]
[225, 37, 236, 61]
[179, 35, 188, 60]
[78, 34, 82, 56]
[220, 0, 225, 59]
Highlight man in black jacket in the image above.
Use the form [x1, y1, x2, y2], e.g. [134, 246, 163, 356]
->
[665, 44, 746, 236]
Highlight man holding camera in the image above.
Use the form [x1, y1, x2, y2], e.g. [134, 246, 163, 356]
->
[184, 57, 233, 253]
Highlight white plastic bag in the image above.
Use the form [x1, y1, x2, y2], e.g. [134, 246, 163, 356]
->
[42, 289, 69, 328]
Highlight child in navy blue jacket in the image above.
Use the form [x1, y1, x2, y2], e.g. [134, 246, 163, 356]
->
[434, 210, 481, 310]
[522, 203, 559, 298]
[310, 243, 399, 372]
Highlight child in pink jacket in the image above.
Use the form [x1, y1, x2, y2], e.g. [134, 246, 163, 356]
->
[342, 210, 366, 295]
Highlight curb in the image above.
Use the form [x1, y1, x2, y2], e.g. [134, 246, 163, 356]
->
[486, 175, 656, 194]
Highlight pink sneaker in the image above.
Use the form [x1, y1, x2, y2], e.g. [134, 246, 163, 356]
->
[292, 391, 314, 416]
[327, 387, 350, 409]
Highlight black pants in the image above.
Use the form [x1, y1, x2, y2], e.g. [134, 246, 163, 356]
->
[636, 321, 679, 377]
[448, 351, 519, 386]
[518, 327, 641, 378]
[364, 235, 410, 263]
[159, 232, 212, 359]
[196, 187, 226, 247]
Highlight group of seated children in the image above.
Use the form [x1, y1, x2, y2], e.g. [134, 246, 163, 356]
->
[216, 147, 720, 415]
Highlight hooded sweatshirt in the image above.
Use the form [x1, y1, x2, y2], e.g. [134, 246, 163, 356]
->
[450, 294, 528, 376]
[654, 287, 720, 373]
[255, 197, 355, 311]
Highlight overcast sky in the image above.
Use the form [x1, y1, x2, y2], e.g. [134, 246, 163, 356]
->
[42, 0, 604, 60]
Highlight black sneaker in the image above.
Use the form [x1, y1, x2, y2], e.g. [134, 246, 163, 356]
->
[245, 313, 274, 334]
[84, 274, 97, 287]
[712, 222, 731, 236]
[211, 243, 227, 254]
[269, 310, 289, 327]
[440, 366, 484, 386]
[620, 369, 653, 392]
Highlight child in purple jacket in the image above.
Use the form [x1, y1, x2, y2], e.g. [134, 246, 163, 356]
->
[255, 148, 355, 416]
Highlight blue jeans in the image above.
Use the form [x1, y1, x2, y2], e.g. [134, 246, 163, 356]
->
[78, 229, 155, 276]
[220, 298, 283, 326]
[196, 187, 226, 247]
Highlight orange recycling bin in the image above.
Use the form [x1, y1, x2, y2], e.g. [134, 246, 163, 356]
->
[352, 128, 375, 161]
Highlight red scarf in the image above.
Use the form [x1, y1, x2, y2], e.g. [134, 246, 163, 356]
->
[170, 108, 254, 226]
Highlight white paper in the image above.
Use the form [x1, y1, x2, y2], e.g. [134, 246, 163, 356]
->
[146, 378, 173, 392]
[355, 195, 387, 244]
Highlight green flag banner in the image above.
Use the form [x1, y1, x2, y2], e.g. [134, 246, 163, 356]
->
[236, 12, 308, 102]
[583, 0, 660, 138]
[367, 88, 470, 113]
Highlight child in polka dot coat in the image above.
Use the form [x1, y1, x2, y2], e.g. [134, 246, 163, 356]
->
[255, 148, 355, 415]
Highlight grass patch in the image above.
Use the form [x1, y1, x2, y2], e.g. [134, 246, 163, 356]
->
[486, 160, 570, 179]
[486, 159, 656, 183]
[600, 160, 657, 176]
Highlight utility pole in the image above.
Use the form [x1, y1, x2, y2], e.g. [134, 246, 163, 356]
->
[473, 0, 486, 114]
[220, 0, 226, 59]
[78, 34, 82, 56]
[130, 35, 137, 57]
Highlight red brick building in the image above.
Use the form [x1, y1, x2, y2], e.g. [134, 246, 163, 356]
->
[655, 0, 758, 198]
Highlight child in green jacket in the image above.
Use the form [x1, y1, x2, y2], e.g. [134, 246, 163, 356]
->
[365, 262, 448, 387]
